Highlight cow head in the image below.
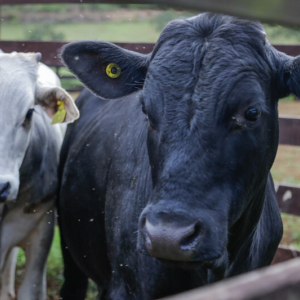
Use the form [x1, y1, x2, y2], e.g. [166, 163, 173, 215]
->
[0, 52, 79, 202]
[61, 14, 299, 269]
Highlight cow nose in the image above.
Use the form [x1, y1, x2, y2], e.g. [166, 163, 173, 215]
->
[142, 218, 203, 261]
[0, 182, 10, 202]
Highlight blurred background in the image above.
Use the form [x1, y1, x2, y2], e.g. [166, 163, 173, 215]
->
[1, 3, 300, 299]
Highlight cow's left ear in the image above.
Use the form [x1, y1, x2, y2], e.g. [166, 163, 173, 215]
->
[36, 87, 79, 124]
[277, 54, 300, 99]
[282, 56, 300, 98]
[61, 41, 149, 99]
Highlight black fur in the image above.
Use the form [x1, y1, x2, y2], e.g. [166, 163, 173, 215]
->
[61, 41, 148, 99]
[57, 13, 300, 299]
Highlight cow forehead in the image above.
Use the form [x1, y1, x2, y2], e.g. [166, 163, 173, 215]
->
[0, 52, 38, 78]
[0, 53, 38, 115]
[144, 16, 270, 113]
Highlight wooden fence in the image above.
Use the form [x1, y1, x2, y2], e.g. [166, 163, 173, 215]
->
[1, 3, 300, 298]
[160, 257, 300, 300]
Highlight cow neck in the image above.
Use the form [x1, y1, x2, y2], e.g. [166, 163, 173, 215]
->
[227, 181, 267, 265]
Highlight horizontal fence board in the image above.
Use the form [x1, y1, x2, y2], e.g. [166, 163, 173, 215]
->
[276, 183, 300, 216]
[160, 257, 300, 300]
[0, 42, 298, 66]
[272, 245, 300, 265]
[0, 41, 154, 66]
[278, 115, 300, 146]
[0, 41, 64, 66]
[274, 45, 300, 57]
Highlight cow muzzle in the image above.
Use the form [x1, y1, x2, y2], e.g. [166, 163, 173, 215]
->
[0, 173, 19, 202]
[141, 217, 203, 261]
[138, 205, 227, 268]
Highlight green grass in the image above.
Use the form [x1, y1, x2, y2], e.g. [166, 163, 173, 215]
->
[281, 213, 300, 248]
[279, 95, 297, 102]
[263, 24, 300, 44]
[271, 145, 300, 185]
[1, 21, 160, 43]
[2, 20, 300, 44]
[16, 227, 98, 300]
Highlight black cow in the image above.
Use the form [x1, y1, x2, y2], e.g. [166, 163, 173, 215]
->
[58, 13, 299, 300]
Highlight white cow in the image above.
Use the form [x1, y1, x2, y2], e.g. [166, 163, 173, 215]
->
[0, 52, 79, 300]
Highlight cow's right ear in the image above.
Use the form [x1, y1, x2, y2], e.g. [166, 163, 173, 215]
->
[61, 41, 149, 99]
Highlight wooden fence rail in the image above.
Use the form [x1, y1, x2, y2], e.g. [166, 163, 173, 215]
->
[160, 257, 300, 300]
[0, 41, 299, 66]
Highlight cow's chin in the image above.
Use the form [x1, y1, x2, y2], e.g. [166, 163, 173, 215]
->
[138, 246, 227, 271]
[157, 255, 225, 271]
[158, 259, 205, 270]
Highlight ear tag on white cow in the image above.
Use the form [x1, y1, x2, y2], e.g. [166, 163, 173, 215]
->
[106, 63, 121, 79]
[51, 101, 66, 125]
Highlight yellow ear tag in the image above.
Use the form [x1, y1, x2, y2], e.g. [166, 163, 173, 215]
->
[51, 101, 66, 125]
[106, 63, 121, 78]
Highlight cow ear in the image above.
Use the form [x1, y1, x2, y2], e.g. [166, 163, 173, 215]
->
[277, 55, 300, 99]
[282, 56, 300, 98]
[36, 87, 80, 124]
[61, 41, 149, 99]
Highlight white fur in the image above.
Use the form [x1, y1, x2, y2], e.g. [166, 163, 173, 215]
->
[0, 52, 77, 299]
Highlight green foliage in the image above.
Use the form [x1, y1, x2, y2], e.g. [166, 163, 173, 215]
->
[16, 227, 98, 299]
[151, 10, 193, 32]
[24, 23, 65, 41]
[2, 4, 158, 17]
[281, 213, 300, 248]
[2, 21, 160, 42]
[280, 95, 298, 102]
[263, 24, 300, 44]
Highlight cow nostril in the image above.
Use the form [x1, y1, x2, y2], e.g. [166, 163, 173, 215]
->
[180, 222, 203, 250]
[141, 217, 152, 251]
[0, 182, 11, 201]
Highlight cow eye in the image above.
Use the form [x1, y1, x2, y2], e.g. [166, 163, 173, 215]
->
[245, 107, 261, 121]
[23, 108, 35, 125]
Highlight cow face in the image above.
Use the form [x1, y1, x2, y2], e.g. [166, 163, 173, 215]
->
[61, 14, 300, 268]
[0, 52, 79, 202]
